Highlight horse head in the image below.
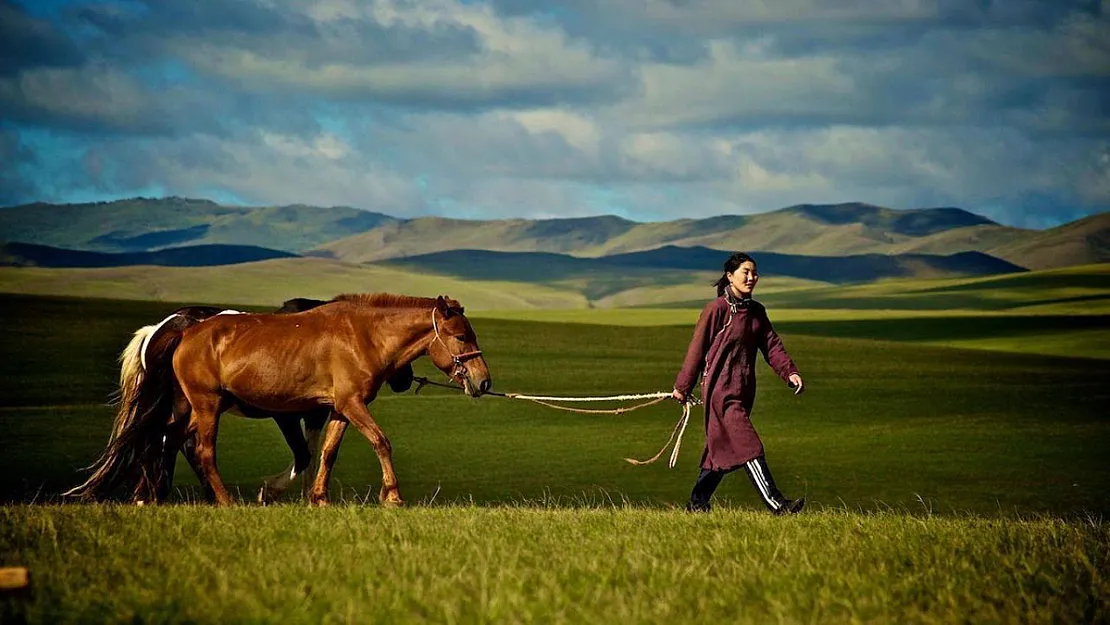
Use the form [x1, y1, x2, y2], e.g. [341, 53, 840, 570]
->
[427, 295, 492, 398]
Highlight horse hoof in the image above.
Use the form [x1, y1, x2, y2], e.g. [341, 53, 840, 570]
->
[381, 498, 405, 508]
[258, 485, 284, 505]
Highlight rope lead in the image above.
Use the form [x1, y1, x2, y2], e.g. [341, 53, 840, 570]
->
[410, 376, 698, 468]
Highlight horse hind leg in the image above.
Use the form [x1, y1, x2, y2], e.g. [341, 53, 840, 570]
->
[134, 378, 192, 505]
[301, 411, 328, 500]
[183, 391, 234, 506]
[259, 414, 312, 504]
[168, 385, 220, 503]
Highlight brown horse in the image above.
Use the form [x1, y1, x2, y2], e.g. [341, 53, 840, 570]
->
[64, 297, 416, 504]
[163, 298, 417, 504]
[69, 293, 491, 507]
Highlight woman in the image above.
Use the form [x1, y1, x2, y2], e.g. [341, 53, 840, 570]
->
[672, 252, 806, 514]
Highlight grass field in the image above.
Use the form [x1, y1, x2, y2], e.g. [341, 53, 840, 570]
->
[3, 506, 1106, 624]
[2, 292, 1109, 623]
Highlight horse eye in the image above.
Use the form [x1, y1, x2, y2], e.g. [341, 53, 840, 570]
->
[454, 334, 467, 342]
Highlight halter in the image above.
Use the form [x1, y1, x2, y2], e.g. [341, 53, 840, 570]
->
[430, 307, 483, 383]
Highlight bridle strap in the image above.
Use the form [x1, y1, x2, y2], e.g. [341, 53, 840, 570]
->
[430, 308, 483, 380]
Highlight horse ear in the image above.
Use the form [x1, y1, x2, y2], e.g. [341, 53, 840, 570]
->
[435, 295, 451, 315]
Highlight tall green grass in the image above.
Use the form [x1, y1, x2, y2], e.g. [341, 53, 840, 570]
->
[2, 506, 1106, 624]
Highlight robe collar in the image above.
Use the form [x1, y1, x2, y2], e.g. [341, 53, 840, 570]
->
[723, 289, 754, 313]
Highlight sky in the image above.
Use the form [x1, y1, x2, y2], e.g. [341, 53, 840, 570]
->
[1, 0, 1108, 228]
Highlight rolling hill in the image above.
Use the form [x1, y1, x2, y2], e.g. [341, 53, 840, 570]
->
[0, 197, 396, 253]
[315, 203, 1040, 262]
[986, 212, 1110, 269]
[0, 255, 1105, 313]
[379, 246, 1025, 285]
[2, 197, 1106, 275]
[751, 263, 1110, 313]
[310, 215, 640, 262]
[0, 257, 587, 310]
[0, 242, 297, 268]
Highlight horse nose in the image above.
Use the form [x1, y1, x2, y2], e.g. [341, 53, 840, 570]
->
[479, 379, 491, 393]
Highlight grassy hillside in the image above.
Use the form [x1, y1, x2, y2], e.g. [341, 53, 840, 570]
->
[886, 223, 1032, 255]
[318, 203, 1036, 261]
[754, 263, 1110, 314]
[784, 203, 994, 233]
[313, 215, 639, 262]
[9, 197, 1108, 271]
[0, 197, 395, 253]
[987, 211, 1110, 269]
[0, 258, 586, 310]
[591, 275, 826, 309]
[600, 246, 1025, 279]
[0, 242, 297, 268]
[1, 258, 1106, 311]
[379, 248, 1024, 296]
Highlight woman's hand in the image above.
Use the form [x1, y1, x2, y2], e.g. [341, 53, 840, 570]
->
[672, 388, 687, 403]
[788, 373, 804, 395]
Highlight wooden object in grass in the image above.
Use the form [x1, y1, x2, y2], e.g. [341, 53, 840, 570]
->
[0, 567, 30, 591]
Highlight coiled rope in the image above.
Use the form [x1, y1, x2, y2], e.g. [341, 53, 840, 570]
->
[412, 376, 698, 468]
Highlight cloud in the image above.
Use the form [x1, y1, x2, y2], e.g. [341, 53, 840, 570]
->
[102, 130, 425, 213]
[0, 64, 206, 133]
[0, 125, 37, 205]
[2, 0, 1108, 227]
[0, 0, 83, 75]
[141, 0, 629, 109]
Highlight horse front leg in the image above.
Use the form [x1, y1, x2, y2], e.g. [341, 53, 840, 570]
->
[336, 400, 402, 507]
[309, 418, 348, 507]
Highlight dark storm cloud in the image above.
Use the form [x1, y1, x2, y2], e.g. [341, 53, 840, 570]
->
[0, 0, 84, 75]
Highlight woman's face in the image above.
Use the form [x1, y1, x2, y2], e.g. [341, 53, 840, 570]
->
[727, 261, 758, 297]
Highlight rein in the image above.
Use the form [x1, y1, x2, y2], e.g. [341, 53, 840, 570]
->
[411, 375, 699, 468]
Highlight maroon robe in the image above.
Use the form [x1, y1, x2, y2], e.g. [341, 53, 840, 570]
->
[674, 295, 799, 471]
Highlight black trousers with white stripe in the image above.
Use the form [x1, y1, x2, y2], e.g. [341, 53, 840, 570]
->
[688, 455, 786, 512]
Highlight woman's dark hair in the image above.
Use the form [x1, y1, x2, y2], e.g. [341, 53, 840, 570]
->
[714, 252, 757, 296]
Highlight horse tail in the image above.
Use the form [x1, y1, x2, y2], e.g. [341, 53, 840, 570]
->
[64, 315, 189, 501]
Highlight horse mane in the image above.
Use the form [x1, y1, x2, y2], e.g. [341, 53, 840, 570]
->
[331, 293, 464, 313]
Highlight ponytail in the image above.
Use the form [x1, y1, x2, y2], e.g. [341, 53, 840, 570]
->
[712, 252, 756, 296]
[714, 274, 730, 297]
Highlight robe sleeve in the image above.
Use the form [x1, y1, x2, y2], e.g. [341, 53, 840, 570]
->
[758, 307, 799, 384]
[674, 301, 720, 395]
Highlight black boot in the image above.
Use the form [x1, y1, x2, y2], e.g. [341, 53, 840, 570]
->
[686, 468, 726, 512]
[774, 498, 806, 516]
[743, 455, 804, 515]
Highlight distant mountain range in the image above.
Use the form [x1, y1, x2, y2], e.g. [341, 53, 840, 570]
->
[1, 197, 1107, 274]
[0, 240, 1028, 306]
